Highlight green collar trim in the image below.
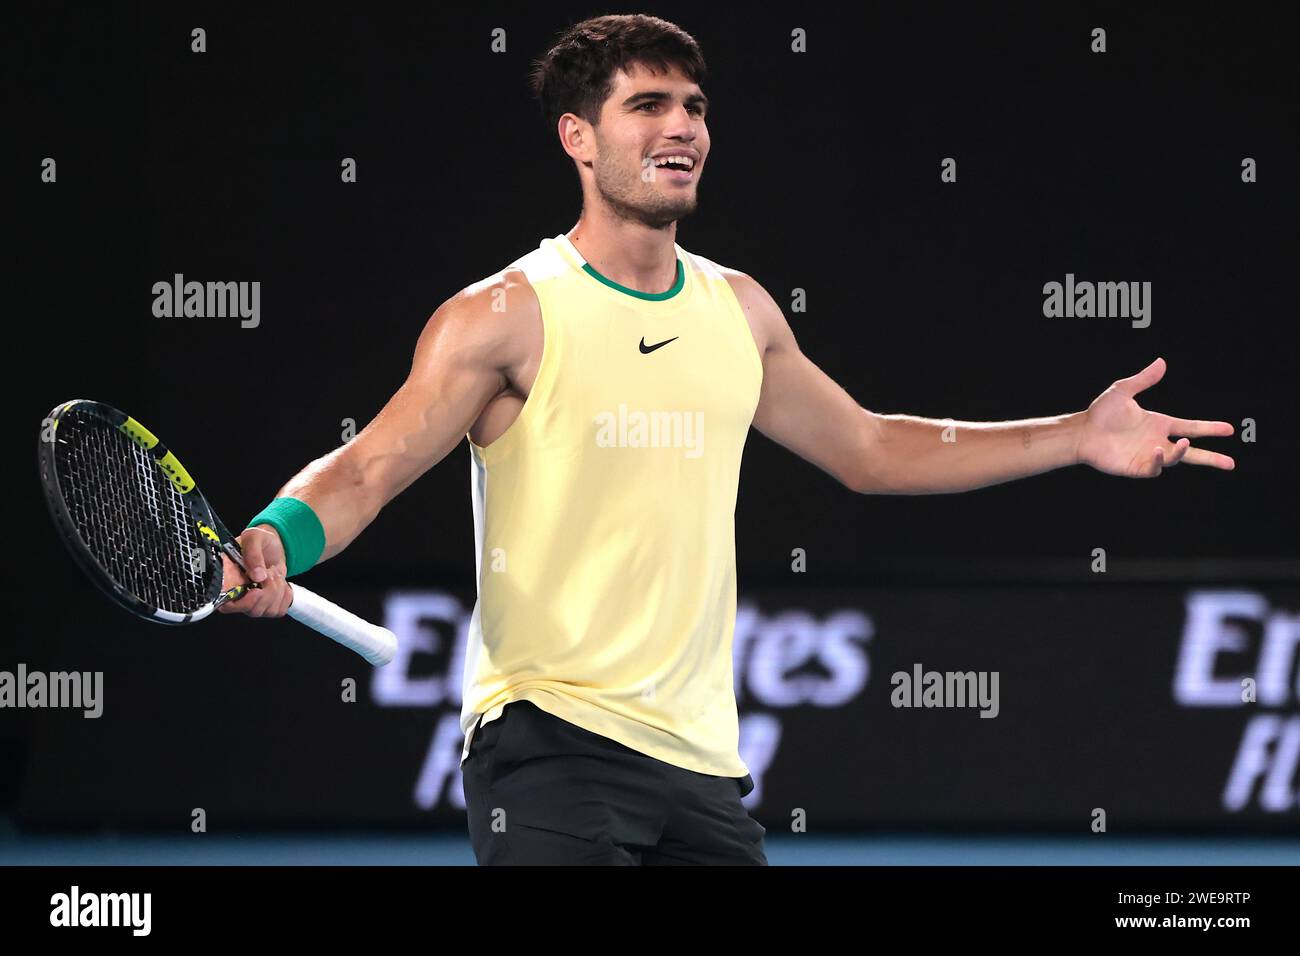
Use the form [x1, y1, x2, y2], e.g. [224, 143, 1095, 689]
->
[581, 259, 685, 301]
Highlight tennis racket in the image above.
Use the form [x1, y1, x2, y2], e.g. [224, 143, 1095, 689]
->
[38, 398, 397, 666]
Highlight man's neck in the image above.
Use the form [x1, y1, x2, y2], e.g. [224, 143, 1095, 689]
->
[566, 212, 679, 295]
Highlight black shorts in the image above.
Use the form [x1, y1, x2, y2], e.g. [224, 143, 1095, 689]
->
[463, 700, 768, 865]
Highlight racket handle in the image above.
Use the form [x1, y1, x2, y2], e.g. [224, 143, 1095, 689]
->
[285, 585, 398, 666]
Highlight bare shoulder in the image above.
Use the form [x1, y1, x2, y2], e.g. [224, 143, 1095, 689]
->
[715, 265, 792, 356]
[460, 266, 540, 314]
[443, 266, 540, 337]
[417, 266, 541, 376]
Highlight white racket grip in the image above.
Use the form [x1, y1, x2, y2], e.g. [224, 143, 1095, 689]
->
[286, 584, 398, 666]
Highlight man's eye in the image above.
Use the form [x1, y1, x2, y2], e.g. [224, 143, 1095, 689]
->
[637, 102, 704, 116]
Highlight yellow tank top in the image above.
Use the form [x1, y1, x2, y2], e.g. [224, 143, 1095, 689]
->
[458, 233, 764, 777]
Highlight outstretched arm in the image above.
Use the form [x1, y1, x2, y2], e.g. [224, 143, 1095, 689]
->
[727, 272, 1234, 495]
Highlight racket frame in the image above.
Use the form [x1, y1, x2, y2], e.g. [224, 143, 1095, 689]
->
[39, 398, 398, 666]
[39, 398, 249, 625]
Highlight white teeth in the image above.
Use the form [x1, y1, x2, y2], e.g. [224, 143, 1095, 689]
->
[653, 155, 695, 169]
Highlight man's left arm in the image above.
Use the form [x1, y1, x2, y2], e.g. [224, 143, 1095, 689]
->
[726, 272, 1235, 495]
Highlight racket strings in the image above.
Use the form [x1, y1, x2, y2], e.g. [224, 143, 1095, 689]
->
[55, 409, 216, 613]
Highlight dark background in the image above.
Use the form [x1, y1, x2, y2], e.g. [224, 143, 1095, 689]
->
[18, 2, 1299, 588]
[8, 3, 1298, 838]
[14, 582, 1300, 830]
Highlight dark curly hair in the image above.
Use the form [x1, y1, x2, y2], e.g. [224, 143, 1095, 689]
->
[528, 14, 708, 133]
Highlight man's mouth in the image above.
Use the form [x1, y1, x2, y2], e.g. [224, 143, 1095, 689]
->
[650, 154, 697, 183]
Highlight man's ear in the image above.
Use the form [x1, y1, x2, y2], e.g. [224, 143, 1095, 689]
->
[559, 113, 595, 166]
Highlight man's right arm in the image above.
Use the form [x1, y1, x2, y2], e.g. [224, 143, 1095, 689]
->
[219, 272, 531, 616]
[281, 276, 525, 558]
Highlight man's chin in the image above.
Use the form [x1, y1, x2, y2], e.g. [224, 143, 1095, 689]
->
[651, 196, 698, 227]
[607, 191, 699, 229]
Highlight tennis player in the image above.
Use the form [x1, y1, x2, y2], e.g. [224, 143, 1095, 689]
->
[218, 15, 1236, 864]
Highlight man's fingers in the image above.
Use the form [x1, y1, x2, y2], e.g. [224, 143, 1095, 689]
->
[1169, 418, 1234, 439]
[215, 558, 292, 618]
[241, 536, 269, 583]
[217, 583, 259, 613]
[1149, 445, 1165, 476]
[243, 569, 293, 618]
[1117, 356, 1166, 397]
[244, 572, 281, 617]
[219, 580, 271, 615]
[275, 582, 295, 618]
[1182, 446, 1237, 470]
[1164, 438, 1190, 467]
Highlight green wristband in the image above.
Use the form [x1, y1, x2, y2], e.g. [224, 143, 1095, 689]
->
[247, 497, 326, 577]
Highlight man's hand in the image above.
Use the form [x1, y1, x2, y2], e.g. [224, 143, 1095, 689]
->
[216, 525, 294, 618]
[1075, 357, 1236, 477]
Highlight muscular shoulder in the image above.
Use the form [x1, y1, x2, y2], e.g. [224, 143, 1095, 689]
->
[419, 266, 540, 375]
[447, 266, 539, 332]
[713, 265, 792, 357]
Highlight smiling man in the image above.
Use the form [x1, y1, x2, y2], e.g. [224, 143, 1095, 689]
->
[217, 14, 1236, 865]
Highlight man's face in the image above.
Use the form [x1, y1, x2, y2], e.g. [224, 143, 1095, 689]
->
[587, 61, 710, 229]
